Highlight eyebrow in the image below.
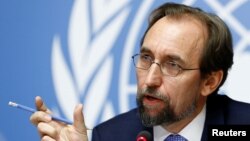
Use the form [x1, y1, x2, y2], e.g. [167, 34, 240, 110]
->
[140, 46, 152, 54]
[164, 55, 186, 66]
[140, 46, 186, 65]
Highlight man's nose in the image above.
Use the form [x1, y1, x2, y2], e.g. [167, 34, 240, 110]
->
[144, 63, 162, 87]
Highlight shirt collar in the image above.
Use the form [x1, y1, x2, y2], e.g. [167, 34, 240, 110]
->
[153, 104, 206, 141]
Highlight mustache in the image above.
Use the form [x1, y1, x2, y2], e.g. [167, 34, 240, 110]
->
[137, 87, 169, 102]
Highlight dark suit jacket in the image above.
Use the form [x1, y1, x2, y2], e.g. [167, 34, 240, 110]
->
[91, 94, 250, 141]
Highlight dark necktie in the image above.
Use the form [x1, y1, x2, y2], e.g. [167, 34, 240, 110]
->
[164, 134, 188, 141]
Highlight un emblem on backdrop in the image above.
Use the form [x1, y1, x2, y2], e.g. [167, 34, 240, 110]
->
[51, 0, 156, 128]
[51, 0, 250, 129]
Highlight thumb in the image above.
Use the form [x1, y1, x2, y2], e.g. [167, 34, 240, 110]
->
[35, 96, 52, 114]
[73, 104, 87, 134]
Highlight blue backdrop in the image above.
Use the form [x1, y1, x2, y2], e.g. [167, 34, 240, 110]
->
[1, 0, 250, 140]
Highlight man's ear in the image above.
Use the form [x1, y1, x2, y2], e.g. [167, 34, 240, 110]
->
[201, 70, 223, 96]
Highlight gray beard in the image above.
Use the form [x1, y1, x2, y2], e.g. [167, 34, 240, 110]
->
[136, 88, 197, 127]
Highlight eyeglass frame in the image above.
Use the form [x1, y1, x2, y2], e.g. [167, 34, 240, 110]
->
[132, 53, 200, 77]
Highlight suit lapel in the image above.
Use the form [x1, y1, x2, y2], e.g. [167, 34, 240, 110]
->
[201, 94, 225, 141]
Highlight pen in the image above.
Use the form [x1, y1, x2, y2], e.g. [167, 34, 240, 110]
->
[8, 101, 73, 124]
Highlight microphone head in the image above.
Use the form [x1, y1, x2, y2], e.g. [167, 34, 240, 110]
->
[136, 130, 152, 141]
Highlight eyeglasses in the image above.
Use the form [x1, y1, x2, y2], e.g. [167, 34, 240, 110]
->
[132, 54, 200, 77]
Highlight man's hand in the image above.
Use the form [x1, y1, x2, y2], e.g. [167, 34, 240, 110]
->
[30, 96, 88, 141]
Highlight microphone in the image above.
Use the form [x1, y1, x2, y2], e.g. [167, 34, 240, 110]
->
[136, 131, 152, 141]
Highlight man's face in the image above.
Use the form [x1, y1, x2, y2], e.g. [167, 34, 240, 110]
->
[136, 17, 207, 126]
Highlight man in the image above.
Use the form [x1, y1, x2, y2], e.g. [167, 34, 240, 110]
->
[30, 2, 250, 141]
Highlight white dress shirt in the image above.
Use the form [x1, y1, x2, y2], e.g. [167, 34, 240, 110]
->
[153, 104, 206, 141]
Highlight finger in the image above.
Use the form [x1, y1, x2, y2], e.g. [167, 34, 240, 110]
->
[38, 122, 59, 140]
[30, 111, 52, 125]
[41, 136, 56, 141]
[35, 96, 52, 113]
[73, 104, 87, 134]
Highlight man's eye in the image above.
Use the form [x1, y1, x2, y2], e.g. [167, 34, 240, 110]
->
[166, 62, 180, 69]
[141, 54, 152, 61]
